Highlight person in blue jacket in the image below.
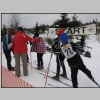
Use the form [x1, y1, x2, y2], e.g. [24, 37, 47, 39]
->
[2, 29, 15, 71]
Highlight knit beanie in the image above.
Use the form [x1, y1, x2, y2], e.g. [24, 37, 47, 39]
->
[60, 33, 69, 43]
[34, 33, 39, 37]
[57, 28, 64, 35]
[9, 29, 14, 35]
[18, 27, 23, 31]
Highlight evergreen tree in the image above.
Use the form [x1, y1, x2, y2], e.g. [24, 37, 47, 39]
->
[68, 14, 82, 28]
[53, 19, 61, 28]
[34, 22, 40, 33]
[1, 25, 7, 37]
[40, 24, 46, 33]
[59, 13, 70, 28]
[92, 19, 96, 24]
[52, 14, 70, 28]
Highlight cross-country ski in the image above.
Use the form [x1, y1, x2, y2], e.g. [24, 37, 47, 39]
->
[39, 72, 72, 87]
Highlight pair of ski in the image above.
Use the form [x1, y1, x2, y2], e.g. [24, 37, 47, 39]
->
[39, 72, 72, 87]
[28, 63, 72, 87]
[45, 73, 100, 88]
[27, 62, 56, 74]
[46, 83, 60, 88]
[28, 63, 71, 86]
[39, 70, 100, 88]
[28, 63, 100, 88]
[27, 59, 58, 74]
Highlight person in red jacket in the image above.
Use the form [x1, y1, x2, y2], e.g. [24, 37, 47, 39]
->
[10, 27, 40, 77]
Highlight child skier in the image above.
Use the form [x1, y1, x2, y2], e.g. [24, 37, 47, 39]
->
[31, 33, 46, 70]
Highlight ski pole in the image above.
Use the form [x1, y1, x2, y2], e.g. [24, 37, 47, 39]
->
[92, 79, 100, 87]
[44, 52, 53, 87]
[28, 49, 36, 64]
[30, 51, 32, 69]
[28, 45, 32, 69]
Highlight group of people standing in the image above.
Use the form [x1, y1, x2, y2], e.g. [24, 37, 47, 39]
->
[2, 27, 40, 77]
[2, 27, 96, 88]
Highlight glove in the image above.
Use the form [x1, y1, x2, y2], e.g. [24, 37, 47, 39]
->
[32, 37, 40, 42]
[47, 47, 51, 50]
[82, 49, 85, 52]
[30, 42, 32, 45]
[10, 48, 14, 52]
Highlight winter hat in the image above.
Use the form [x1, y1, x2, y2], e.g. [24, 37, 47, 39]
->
[9, 29, 14, 35]
[60, 33, 69, 43]
[34, 33, 39, 37]
[57, 28, 64, 35]
[18, 27, 23, 31]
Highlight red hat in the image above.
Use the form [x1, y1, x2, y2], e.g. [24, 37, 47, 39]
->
[57, 28, 64, 35]
[9, 29, 14, 35]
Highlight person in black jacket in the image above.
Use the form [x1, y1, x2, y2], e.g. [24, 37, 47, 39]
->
[61, 42, 96, 88]
[80, 35, 85, 49]
[51, 35, 67, 80]
[56, 28, 96, 87]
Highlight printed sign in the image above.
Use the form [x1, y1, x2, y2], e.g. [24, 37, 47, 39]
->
[49, 24, 96, 36]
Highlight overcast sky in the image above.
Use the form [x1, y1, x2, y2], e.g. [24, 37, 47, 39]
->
[1, 14, 100, 28]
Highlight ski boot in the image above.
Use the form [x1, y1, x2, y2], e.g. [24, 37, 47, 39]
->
[61, 72, 67, 78]
[36, 66, 41, 70]
[41, 65, 44, 69]
[52, 74, 59, 80]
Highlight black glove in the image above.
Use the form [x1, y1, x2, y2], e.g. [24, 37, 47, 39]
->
[10, 48, 14, 52]
[48, 48, 52, 50]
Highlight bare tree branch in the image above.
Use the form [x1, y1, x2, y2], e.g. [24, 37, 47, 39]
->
[7, 14, 21, 30]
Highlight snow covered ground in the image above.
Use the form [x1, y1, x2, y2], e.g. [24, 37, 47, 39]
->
[1, 34, 100, 88]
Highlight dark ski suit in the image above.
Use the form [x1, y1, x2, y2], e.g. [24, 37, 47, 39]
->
[52, 37, 67, 79]
[66, 42, 95, 88]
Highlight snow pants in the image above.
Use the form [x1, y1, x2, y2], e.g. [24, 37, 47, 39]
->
[27, 53, 29, 62]
[56, 53, 67, 76]
[70, 63, 94, 88]
[37, 53, 43, 67]
[14, 53, 28, 77]
[3, 50, 12, 70]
